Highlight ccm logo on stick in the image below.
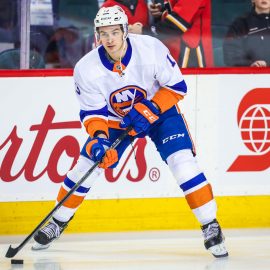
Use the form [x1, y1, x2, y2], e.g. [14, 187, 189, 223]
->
[162, 133, 185, 144]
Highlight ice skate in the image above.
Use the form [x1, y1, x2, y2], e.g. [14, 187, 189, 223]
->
[32, 217, 71, 250]
[201, 219, 228, 258]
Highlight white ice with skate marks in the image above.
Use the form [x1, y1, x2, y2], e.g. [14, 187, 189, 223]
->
[1, 229, 270, 270]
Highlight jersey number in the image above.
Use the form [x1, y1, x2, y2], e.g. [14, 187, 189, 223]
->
[167, 54, 176, 67]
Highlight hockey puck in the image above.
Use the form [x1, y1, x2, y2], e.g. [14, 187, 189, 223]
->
[11, 259, 24, 264]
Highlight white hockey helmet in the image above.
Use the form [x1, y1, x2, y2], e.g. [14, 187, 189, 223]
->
[94, 6, 129, 40]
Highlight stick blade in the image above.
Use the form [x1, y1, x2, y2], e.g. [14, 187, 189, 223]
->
[5, 245, 19, 258]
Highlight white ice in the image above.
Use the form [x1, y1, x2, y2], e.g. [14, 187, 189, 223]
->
[1, 229, 270, 270]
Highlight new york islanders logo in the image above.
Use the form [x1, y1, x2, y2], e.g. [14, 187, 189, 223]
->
[110, 85, 147, 117]
[228, 88, 270, 172]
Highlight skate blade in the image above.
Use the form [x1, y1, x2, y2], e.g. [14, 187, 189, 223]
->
[209, 242, 228, 258]
[31, 241, 50, 251]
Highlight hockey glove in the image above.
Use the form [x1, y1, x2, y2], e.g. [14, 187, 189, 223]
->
[120, 99, 160, 135]
[86, 138, 118, 169]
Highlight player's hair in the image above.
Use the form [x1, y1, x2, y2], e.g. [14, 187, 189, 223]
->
[94, 6, 129, 42]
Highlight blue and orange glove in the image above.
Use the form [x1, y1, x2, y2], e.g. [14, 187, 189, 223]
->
[86, 137, 118, 169]
[120, 99, 160, 135]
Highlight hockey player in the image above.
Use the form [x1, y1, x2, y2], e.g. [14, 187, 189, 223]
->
[32, 6, 228, 258]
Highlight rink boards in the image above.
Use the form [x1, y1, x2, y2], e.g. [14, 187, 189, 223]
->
[0, 68, 270, 234]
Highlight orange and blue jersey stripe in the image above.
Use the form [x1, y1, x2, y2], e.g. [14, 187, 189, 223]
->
[180, 173, 213, 209]
[80, 105, 108, 123]
[57, 177, 90, 209]
[165, 80, 187, 96]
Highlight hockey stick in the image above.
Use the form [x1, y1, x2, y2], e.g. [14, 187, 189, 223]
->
[5, 128, 131, 258]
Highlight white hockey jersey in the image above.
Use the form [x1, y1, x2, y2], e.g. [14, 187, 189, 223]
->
[74, 33, 187, 130]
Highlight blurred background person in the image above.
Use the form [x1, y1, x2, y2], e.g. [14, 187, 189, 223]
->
[0, 0, 99, 69]
[223, 0, 270, 67]
[0, 0, 18, 52]
[148, 0, 214, 68]
[45, 26, 84, 68]
[44, 0, 99, 68]
[0, 0, 46, 69]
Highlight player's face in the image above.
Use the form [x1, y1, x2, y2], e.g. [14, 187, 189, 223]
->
[99, 25, 125, 60]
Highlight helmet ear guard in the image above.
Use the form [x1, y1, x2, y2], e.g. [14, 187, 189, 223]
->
[122, 23, 128, 40]
[95, 28, 100, 43]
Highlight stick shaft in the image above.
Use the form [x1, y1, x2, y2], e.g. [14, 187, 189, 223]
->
[5, 129, 130, 258]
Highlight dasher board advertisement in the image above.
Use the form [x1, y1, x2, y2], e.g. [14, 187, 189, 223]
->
[0, 71, 270, 202]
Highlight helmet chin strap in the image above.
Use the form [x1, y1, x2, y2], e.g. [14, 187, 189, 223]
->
[119, 36, 127, 76]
